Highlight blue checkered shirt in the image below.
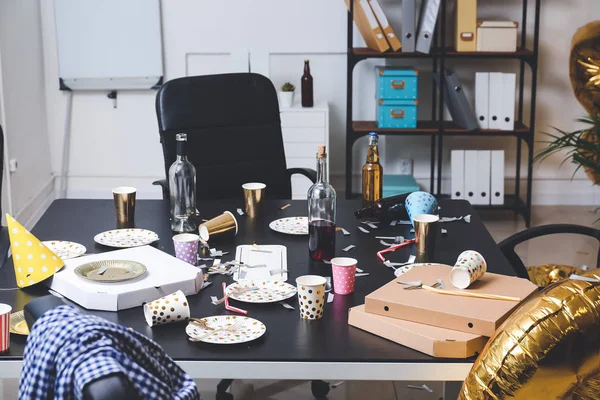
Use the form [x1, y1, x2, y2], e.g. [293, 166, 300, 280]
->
[19, 305, 199, 399]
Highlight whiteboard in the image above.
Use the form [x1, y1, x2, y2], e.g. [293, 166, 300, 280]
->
[55, 0, 163, 91]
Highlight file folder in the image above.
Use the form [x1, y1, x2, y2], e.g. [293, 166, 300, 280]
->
[464, 151, 478, 204]
[490, 150, 505, 205]
[475, 72, 490, 130]
[455, 0, 477, 52]
[434, 69, 479, 131]
[475, 150, 491, 205]
[401, 0, 417, 52]
[346, 0, 390, 53]
[416, 0, 441, 54]
[451, 150, 465, 200]
[369, 0, 402, 51]
[488, 73, 504, 130]
[501, 73, 516, 131]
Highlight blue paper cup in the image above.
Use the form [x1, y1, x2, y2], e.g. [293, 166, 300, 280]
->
[405, 191, 438, 227]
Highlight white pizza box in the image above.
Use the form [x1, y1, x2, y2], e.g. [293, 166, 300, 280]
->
[45, 245, 204, 311]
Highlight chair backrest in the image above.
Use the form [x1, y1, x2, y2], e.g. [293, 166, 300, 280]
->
[498, 224, 600, 279]
[155, 73, 292, 200]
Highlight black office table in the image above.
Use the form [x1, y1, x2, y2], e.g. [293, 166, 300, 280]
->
[0, 199, 514, 382]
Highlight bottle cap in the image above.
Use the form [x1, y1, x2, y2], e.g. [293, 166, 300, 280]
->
[176, 133, 188, 141]
[369, 132, 378, 137]
[317, 145, 326, 158]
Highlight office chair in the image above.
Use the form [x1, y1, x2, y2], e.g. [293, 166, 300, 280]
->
[0, 124, 10, 269]
[154, 73, 316, 200]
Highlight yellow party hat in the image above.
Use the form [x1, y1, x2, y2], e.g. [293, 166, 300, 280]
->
[6, 214, 64, 288]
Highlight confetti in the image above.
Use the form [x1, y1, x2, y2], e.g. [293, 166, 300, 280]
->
[398, 220, 412, 225]
[279, 301, 295, 310]
[197, 264, 208, 269]
[201, 281, 212, 289]
[358, 226, 370, 234]
[280, 203, 291, 210]
[323, 260, 332, 264]
[236, 208, 244, 216]
[342, 245, 355, 252]
[441, 229, 448, 234]
[198, 257, 214, 261]
[367, 222, 379, 229]
[570, 274, 600, 283]
[390, 220, 398, 226]
[407, 384, 433, 393]
[355, 272, 370, 277]
[356, 267, 363, 273]
[327, 293, 334, 303]
[341, 228, 350, 236]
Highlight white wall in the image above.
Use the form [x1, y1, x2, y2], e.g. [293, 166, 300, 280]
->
[0, 0, 55, 224]
[39, 0, 600, 204]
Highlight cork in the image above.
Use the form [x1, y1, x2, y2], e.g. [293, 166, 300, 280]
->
[317, 145, 326, 158]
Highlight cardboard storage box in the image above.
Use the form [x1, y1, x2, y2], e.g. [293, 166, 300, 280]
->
[46, 246, 203, 311]
[477, 21, 518, 52]
[365, 264, 537, 336]
[349, 305, 487, 358]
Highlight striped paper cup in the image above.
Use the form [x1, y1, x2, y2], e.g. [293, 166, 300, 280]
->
[0, 304, 12, 353]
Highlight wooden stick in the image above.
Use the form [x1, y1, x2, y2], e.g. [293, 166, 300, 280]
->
[421, 284, 521, 302]
[280, 203, 291, 210]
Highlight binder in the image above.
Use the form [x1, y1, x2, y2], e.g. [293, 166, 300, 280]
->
[475, 72, 490, 130]
[451, 150, 465, 200]
[369, 0, 402, 51]
[464, 151, 478, 204]
[401, 0, 417, 52]
[455, 0, 477, 52]
[501, 73, 516, 131]
[416, 0, 441, 54]
[475, 150, 491, 205]
[488, 72, 503, 130]
[433, 69, 479, 131]
[490, 150, 505, 205]
[345, 0, 390, 53]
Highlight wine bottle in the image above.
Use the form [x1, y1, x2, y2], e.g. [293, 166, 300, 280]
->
[168, 133, 197, 233]
[307, 145, 336, 261]
[301, 59, 314, 107]
[362, 132, 383, 207]
[355, 192, 411, 220]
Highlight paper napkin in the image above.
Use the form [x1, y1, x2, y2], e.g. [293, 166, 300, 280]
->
[6, 214, 64, 288]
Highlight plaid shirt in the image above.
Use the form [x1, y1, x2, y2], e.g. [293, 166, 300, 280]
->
[19, 306, 199, 400]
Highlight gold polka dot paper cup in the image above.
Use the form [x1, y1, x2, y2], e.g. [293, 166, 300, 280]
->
[144, 290, 190, 327]
[296, 275, 327, 320]
[449, 250, 487, 289]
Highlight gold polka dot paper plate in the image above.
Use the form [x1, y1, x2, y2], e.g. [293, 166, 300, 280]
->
[42, 241, 86, 260]
[186, 315, 266, 345]
[94, 229, 159, 248]
[75, 260, 147, 283]
[269, 217, 308, 235]
[10, 311, 29, 336]
[225, 280, 297, 303]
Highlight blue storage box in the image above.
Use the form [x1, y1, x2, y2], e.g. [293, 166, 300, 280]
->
[377, 99, 418, 129]
[383, 175, 420, 198]
[376, 67, 419, 100]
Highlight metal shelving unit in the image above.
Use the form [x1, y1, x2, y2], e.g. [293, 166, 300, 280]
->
[345, 0, 541, 227]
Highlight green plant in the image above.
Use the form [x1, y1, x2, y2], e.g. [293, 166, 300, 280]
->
[281, 82, 295, 92]
[535, 115, 600, 184]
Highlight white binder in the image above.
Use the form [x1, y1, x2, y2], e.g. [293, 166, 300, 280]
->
[416, 0, 441, 54]
[464, 150, 478, 205]
[475, 72, 489, 130]
[501, 73, 516, 131]
[488, 73, 503, 130]
[401, 0, 417, 52]
[475, 150, 491, 205]
[490, 150, 505, 205]
[451, 150, 465, 200]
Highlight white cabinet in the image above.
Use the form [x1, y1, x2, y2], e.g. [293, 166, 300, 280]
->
[280, 101, 329, 200]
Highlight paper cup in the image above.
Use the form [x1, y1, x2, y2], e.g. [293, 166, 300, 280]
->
[331, 257, 357, 295]
[0, 304, 12, 353]
[242, 182, 266, 218]
[112, 186, 136, 224]
[173, 233, 199, 265]
[296, 275, 327, 320]
[199, 211, 238, 242]
[413, 214, 439, 255]
[405, 191, 438, 227]
[450, 250, 487, 289]
[144, 290, 190, 327]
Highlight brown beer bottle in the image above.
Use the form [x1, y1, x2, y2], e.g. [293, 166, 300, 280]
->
[301, 59, 314, 107]
[362, 132, 383, 207]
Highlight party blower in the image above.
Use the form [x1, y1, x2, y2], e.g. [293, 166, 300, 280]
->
[404, 191, 438, 227]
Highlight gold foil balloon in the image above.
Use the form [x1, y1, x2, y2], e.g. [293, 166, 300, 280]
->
[526, 264, 585, 287]
[459, 269, 600, 400]
[570, 21, 600, 117]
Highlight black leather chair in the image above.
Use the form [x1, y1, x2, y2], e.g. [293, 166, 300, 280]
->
[0, 124, 10, 269]
[154, 73, 316, 200]
[498, 224, 600, 279]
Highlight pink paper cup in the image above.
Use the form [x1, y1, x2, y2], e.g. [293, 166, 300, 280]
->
[331, 257, 358, 295]
[173, 234, 199, 266]
[0, 303, 12, 353]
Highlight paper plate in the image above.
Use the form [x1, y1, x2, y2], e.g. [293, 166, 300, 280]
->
[269, 217, 308, 235]
[75, 260, 147, 282]
[42, 240, 86, 260]
[10, 311, 29, 336]
[186, 315, 266, 344]
[94, 229, 159, 248]
[225, 280, 297, 303]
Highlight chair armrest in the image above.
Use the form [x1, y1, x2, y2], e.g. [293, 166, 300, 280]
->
[152, 179, 169, 200]
[287, 168, 317, 183]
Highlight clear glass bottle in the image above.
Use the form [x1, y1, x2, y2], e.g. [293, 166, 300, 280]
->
[307, 145, 336, 261]
[362, 132, 383, 208]
[169, 133, 197, 232]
